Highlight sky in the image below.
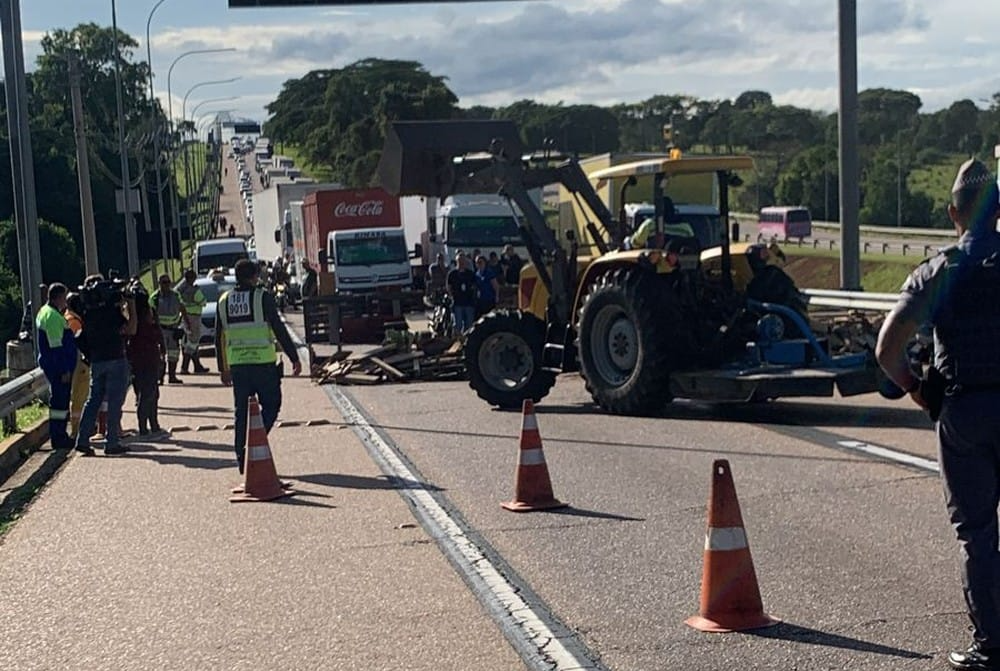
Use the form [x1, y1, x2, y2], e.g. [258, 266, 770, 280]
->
[12, 0, 1000, 128]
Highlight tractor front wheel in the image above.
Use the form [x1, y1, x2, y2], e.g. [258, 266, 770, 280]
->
[465, 310, 556, 409]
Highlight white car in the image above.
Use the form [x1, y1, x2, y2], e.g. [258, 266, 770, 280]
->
[187, 270, 238, 350]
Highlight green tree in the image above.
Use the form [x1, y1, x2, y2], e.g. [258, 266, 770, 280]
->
[265, 59, 458, 186]
[776, 145, 839, 220]
[0, 23, 167, 280]
[859, 147, 932, 228]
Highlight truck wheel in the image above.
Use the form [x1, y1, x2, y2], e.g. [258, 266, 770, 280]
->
[577, 269, 679, 415]
[465, 310, 556, 409]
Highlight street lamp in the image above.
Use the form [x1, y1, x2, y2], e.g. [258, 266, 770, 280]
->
[179, 79, 240, 242]
[182, 77, 241, 127]
[146, 0, 171, 280]
[190, 96, 239, 122]
[111, 0, 139, 276]
[165, 48, 235, 252]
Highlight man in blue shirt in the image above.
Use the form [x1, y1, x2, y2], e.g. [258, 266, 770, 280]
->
[877, 158, 1000, 671]
[35, 283, 77, 450]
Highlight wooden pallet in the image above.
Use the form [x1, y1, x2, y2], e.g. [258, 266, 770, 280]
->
[313, 337, 465, 385]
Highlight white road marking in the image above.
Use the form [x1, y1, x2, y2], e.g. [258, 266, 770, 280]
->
[327, 386, 605, 671]
[836, 440, 939, 473]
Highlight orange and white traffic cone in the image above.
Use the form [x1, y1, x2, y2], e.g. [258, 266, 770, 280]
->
[686, 459, 778, 632]
[229, 396, 294, 503]
[501, 399, 567, 512]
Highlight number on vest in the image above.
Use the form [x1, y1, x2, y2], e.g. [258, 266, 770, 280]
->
[227, 292, 251, 318]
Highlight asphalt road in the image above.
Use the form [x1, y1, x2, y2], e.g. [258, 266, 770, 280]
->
[0, 290, 967, 670]
[337, 367, 958, 670]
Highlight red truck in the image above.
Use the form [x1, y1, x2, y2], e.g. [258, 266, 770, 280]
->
[302, 187, 401, 266]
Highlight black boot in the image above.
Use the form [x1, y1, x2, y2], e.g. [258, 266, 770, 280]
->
[168, 360, 183, 384]
[180, 353, 191, 375]
[193, 353, 209, 374]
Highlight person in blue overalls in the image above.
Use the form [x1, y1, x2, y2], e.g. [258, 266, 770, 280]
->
[35, 283, 77, 450]
[877, 157, 1000, 671]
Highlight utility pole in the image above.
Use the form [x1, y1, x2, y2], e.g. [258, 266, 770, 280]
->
[837, 0, 861, 290]
[111, 0, 139, 277]
[68, 53, 99, 275]
[1, 0, 43, 335]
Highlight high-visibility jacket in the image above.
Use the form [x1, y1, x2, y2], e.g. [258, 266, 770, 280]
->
[218, 287, 277, 366]
[35, 303, 76, 377]
[150, 289, 183, 328]
[177, 282, 206, 316]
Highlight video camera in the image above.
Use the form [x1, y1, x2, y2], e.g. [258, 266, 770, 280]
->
[78, 270, 144, 313]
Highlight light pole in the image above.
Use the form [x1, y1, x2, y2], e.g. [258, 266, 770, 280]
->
[146, 0, 170, 280]
[165, 48, 235, 256]
[180, 78, 240, 242]
[111, 0, 139, 277]
[190, 96, 239, 124]
[182, 78, 241, 127]
[194, 110, 235, 234]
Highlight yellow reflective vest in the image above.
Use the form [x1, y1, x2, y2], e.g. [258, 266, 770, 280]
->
[218, 287, 276, 366]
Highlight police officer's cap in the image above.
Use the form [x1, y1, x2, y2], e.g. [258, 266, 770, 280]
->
[951, 157, 994, 195]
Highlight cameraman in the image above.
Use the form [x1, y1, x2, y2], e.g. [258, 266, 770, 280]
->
[74, 276, 138, 456]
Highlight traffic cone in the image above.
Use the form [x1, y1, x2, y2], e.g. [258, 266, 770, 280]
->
[501, 400, 567, 512]
[229, 396, 294, 503]
[686, 459, 778, 632]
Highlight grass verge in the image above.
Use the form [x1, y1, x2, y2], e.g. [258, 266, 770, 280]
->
[0, 402, 46, 441]
[783, 247, 924, 293]
[279, 144, 337, 183]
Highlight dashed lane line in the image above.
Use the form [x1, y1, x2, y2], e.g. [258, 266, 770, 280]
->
[765, 423, 939, 474]
[326, 384, 608, 671]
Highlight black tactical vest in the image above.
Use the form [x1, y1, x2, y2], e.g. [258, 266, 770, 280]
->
[934, 248, 1000, 385]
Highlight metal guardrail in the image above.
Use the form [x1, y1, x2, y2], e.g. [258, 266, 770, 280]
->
[732, 212, 956, 239]
[0, 367, 48, 435]
[801, 288, 899, 312]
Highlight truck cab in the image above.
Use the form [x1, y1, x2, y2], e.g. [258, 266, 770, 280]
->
[324, 227, 412, 293]
[426, 194, 528, 262]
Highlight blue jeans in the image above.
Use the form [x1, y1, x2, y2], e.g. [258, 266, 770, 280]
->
[231, 364, 282, 472]
[76, 357, 131, 450]
[453, 305, 476, 333]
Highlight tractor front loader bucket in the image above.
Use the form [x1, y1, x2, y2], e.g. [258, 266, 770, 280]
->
[377, 120, 525, 198]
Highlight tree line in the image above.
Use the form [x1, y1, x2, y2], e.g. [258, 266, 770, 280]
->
[266, 59, 1000, 229]
[0, 23, 183, 348]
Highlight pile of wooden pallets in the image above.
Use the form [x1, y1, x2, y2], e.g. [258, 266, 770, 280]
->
[312, 336, 466, 386]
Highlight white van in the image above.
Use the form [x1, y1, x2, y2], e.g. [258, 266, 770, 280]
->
[193, 238, 249, 275]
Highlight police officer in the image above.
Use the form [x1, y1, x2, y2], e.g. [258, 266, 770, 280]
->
[35, 283, 77, 450]
[877, 157, 1000, 671]
[216, 259, 301, 473]
[177, 269, 209, 374]
[150, 274, 189, 384]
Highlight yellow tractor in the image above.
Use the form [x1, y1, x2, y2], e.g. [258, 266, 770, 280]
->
[378, 120, 879, 414]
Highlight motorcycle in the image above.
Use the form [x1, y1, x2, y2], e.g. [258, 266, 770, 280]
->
[425, 291, 454, 339]
[273, 281, 289, 312]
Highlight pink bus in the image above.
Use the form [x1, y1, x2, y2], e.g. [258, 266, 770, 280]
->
[757, 206, 812, 241]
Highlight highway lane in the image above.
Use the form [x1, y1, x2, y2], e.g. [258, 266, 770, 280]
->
[332, 372, 960, 670]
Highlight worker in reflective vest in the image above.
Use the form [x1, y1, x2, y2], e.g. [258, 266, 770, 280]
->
[150, 274, 189, 384]
[216, 259, 301, 473]
[35, 283, 77, 450]
[177, 269, 209, 374]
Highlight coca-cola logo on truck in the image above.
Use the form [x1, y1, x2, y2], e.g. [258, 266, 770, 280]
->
[334, 200, 384, 218]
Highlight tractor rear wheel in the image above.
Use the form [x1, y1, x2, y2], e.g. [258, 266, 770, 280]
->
[465, 309, 556, 409]
[577, 269, 682, 415]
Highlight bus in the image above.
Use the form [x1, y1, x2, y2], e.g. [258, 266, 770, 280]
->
[757, 206, 812, 241]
